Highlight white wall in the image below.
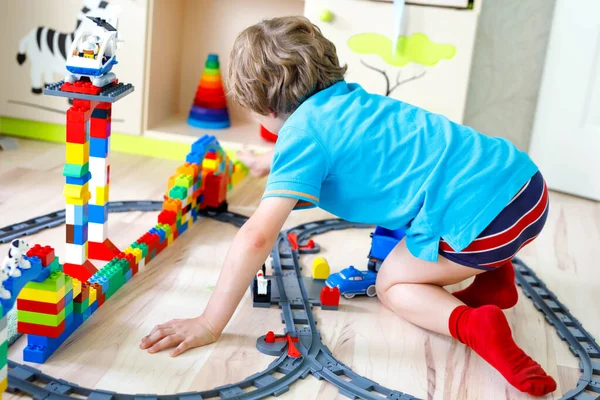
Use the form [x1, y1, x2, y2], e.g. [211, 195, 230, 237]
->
[464, 0, 556, 151]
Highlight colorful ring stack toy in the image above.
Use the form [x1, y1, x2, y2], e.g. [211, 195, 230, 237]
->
[187, 54, 231, 130]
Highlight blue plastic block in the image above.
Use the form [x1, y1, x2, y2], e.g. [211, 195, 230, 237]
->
[149, 227, 166, 243]
[90, 137, 109, 158]
[72, 204, 89, 225]
[208, 54, 219, 62]
[32, 266, 51, 283]
[90, 300, 98, 315]
[72, 224, 89, 245]
[23, 345, 48, 363]
[24, 313, 80, 364]
[187, 117, 230, 130]
[189, 105, 230, 122]
[125, 270, 132, 282]
[0, 255, 44, 316]
[178, 222, 188, 236]
[66, 171, 91, 185]
[91, 107, 110, 120]
[89, 204, 108, 224]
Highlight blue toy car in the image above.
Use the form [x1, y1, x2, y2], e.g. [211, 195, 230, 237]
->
[325, 265, 377, 299]
[367, 226, 406, 272]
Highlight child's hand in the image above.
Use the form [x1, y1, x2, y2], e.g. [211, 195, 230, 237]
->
[237, 147, 273, 178]
[139, 314, 219, 357]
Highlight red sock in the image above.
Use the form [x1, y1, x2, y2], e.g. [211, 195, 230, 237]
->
[449, 305, 556, 396]
[453, 261, 518, 309]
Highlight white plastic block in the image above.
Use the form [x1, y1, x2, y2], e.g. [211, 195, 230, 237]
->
[88, 222, 107, 242]
[89, 156, 108, 186]
[65, 243, 87, 264]
[138, 258, 146, 271]
[65, 203, 75, 224]
[0, 364, 6, 381]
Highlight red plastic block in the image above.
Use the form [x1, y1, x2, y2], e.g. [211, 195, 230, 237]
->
[66, 101, 92, 123]
[90, 118, 111, 139]
[117, 252, 135, 271]
[158, 210, 177, 225]
[66, 121, 87, 144]
[18, 320, 66, 338]
[61, 80, 105, 95]
[64, 260, 97, 282]
[27, 245, 55, 267]
[320, 286, 340, 308]
[203, 173, 227, 209]
[17, 297, 66, 314]
[89, 239, 120, 261]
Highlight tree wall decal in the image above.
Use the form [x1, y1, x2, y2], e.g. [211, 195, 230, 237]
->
[348, 33, 456, 96]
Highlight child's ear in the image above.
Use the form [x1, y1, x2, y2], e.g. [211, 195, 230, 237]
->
[268, 110, 278, 119]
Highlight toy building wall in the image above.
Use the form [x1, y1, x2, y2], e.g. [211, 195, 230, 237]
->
[0, 0, 148, 135]
[463, 0, 556, 151]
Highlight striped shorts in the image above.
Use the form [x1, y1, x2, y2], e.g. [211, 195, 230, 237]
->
[439, 171, 549, 270]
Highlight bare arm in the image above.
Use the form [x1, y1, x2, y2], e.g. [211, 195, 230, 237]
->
[140, 196, 297, 356]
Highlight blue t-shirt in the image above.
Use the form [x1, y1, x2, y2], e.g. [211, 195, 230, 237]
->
[263, 81, 538, 262]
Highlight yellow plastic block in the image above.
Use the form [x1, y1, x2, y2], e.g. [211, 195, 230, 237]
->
[167, 234, 173, 246]
[125, 247, 143, 263]
[202, 158, 217, 171]
[72, 278, 82, 299]
[65, 142, 89, 165]
[63, 183, 89, 199]
[95, 184, 109, 206]
[0, 376, 6, 392]
[175, 174, 193, 188]
[18, 286, 66, 304]
[312, 257, 330, 280]
[89, 286, 97, 305]
[65, 191, 91, 205]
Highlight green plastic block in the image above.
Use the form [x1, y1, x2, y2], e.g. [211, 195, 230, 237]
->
[175, 174, 193, 188]
[64, 276, 73, 293]
[205, 60, 219, 69]
[203, 67, 220, 76]
[48, 257, 61, 273]
[63, 162, 89, 178]
[18, 308, 65, 327]
[0, 341, 7, 364]
[64, 298, 73, 316]
[74, 299, 89, 314]
[24, 271, 65, 292]
[169, 186, 187, 200]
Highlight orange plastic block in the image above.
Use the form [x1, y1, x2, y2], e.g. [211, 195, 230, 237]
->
[162, 198, 182, 213]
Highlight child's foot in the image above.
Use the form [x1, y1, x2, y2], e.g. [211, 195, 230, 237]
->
[452, 261, 518, 309]
[449, 305, 556, 396]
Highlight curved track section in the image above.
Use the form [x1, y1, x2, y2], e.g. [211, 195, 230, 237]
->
[1, 205, 598, 400]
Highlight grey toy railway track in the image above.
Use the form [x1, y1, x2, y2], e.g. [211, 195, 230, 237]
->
[1, 202, 598, 399]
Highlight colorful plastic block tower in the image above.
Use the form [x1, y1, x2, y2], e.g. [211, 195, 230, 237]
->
[7, 134, 248, 367]
[187, 54, 231, 130]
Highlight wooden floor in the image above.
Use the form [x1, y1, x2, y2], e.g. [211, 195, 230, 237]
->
[1, 139, 598, 399]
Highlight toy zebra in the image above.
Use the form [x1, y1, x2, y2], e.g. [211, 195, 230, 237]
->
[16, 0, 113, 94]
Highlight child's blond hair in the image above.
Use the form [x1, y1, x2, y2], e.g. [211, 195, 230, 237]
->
[227, 16, 347, 116]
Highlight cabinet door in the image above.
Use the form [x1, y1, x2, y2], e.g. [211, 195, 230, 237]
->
[305, 0, 479, 123]
[0, 0, 147, 135]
